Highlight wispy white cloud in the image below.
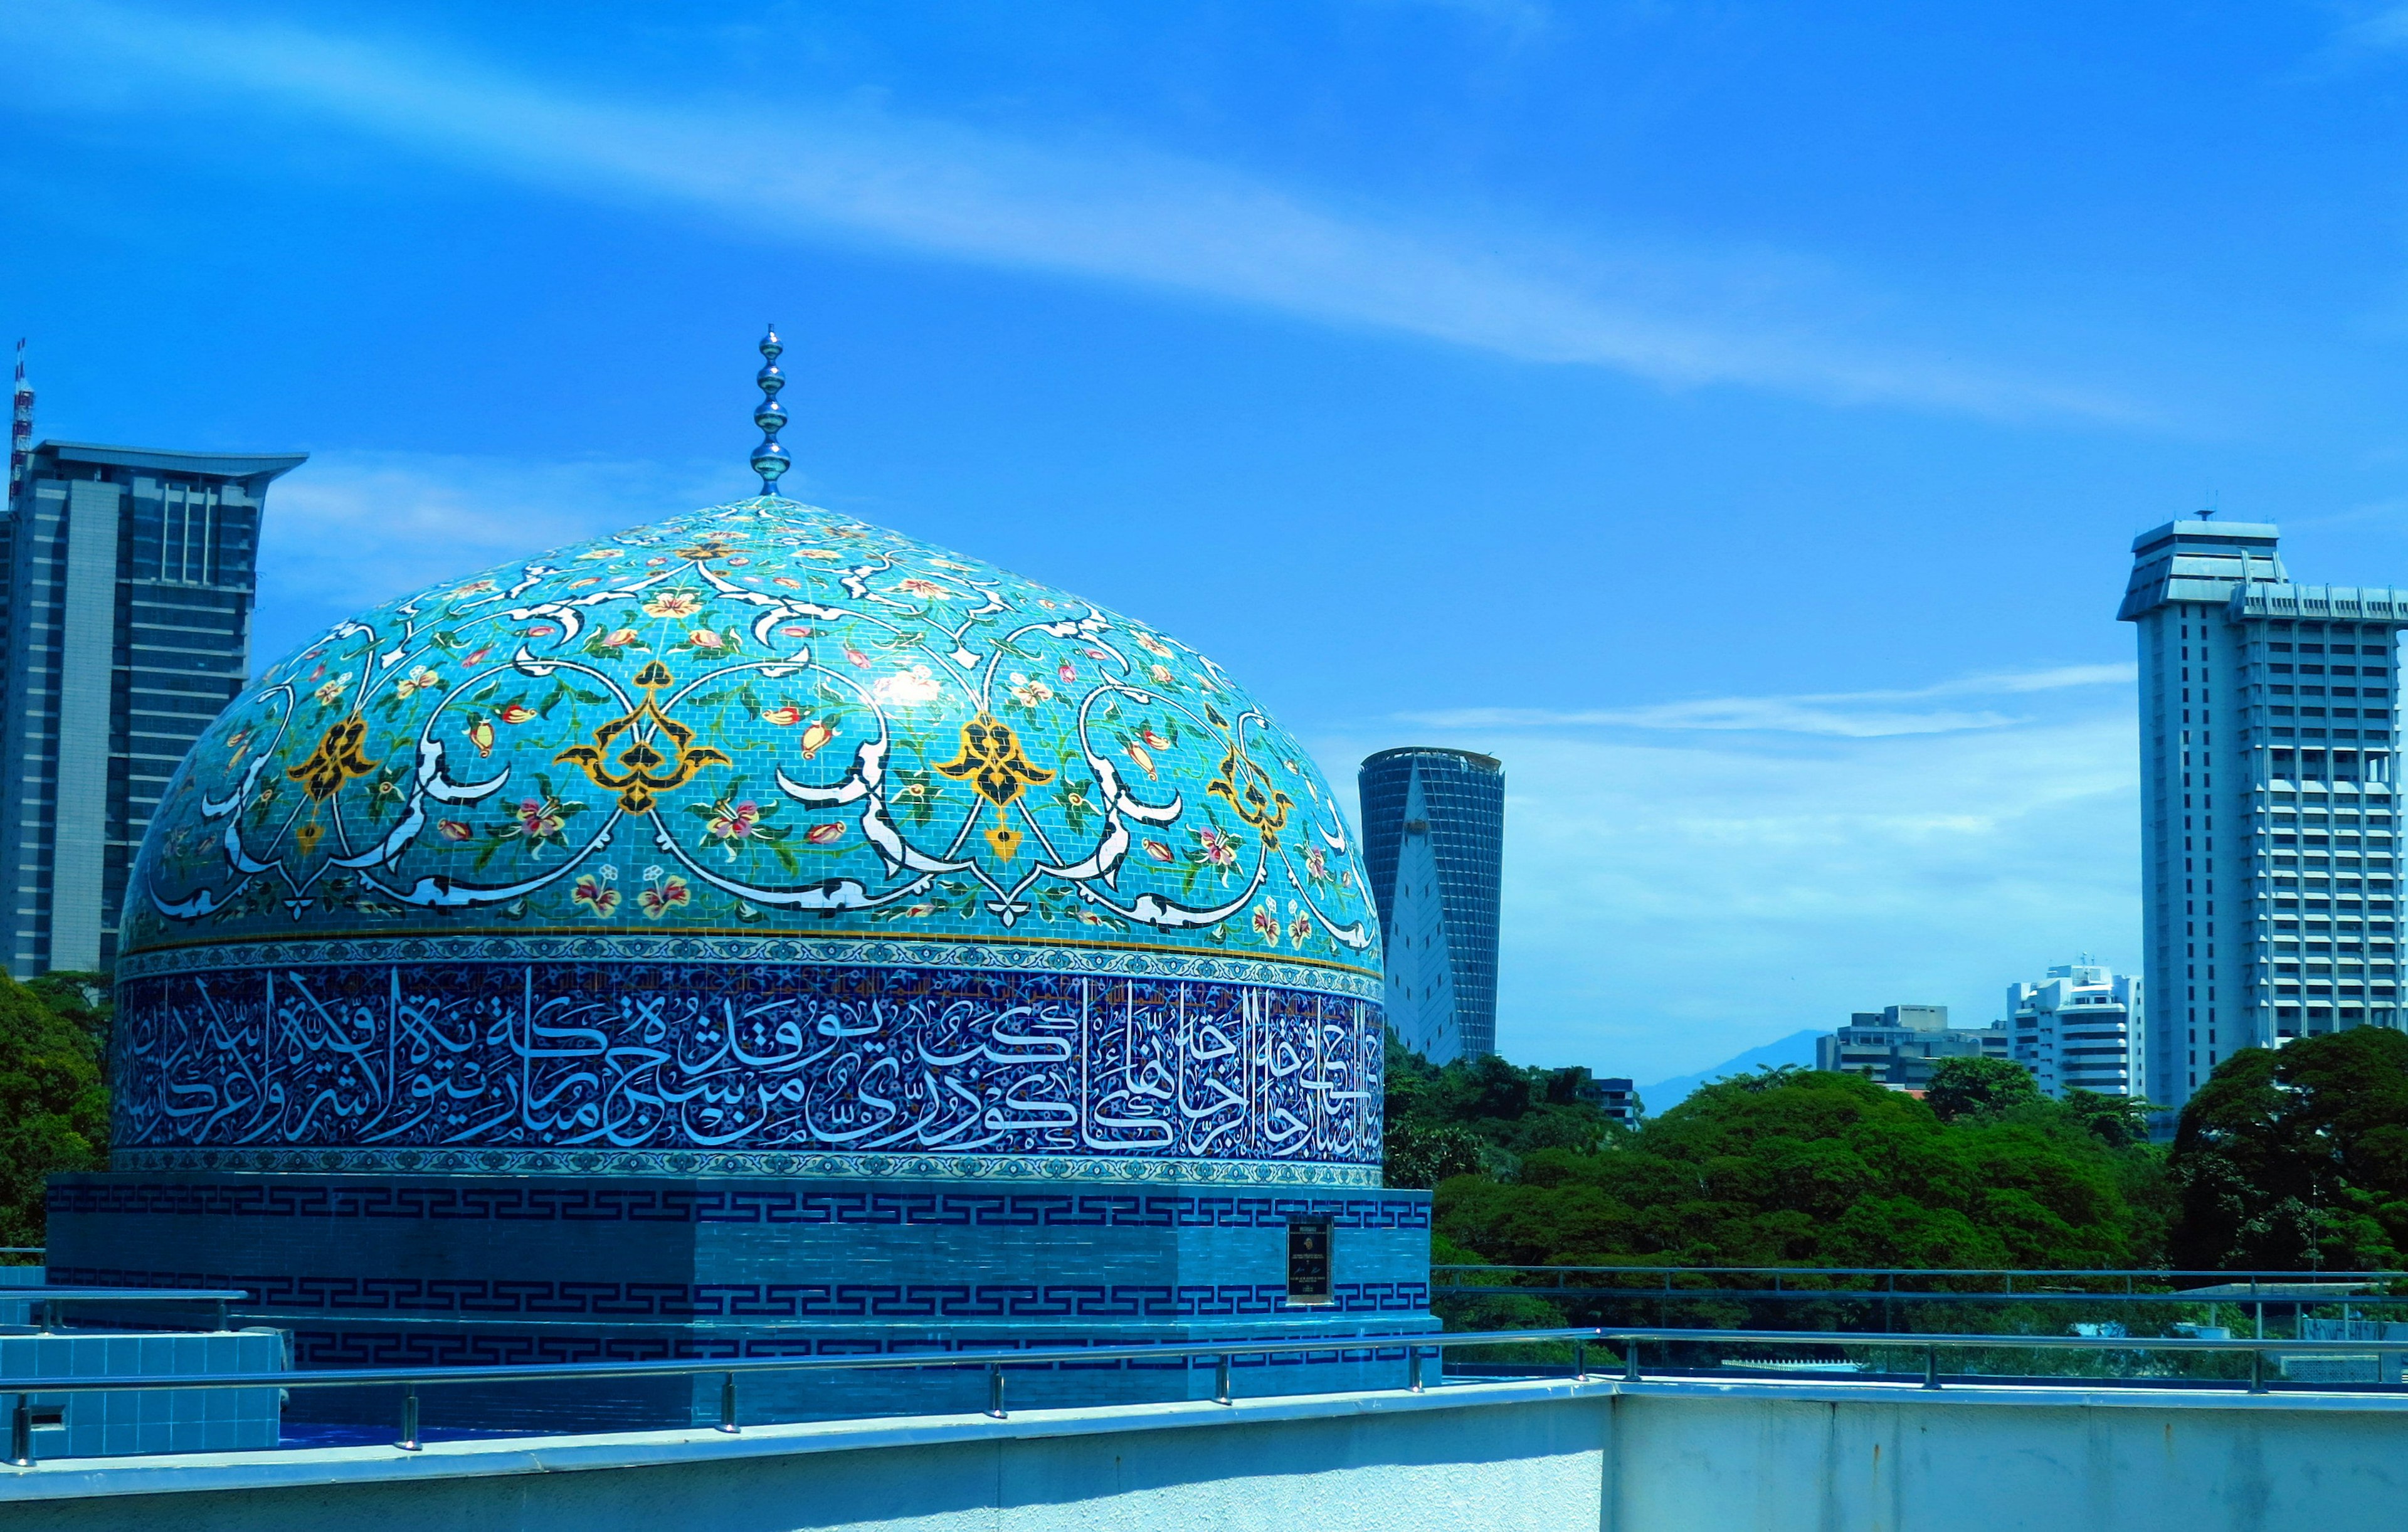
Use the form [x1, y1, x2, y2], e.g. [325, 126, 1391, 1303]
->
[1312, 712, 2140, 1082]
[1354, 0, 1552, 36]
[2328, 6, 2408, 55]
[253, 450, 735, 667]
[0, 2, 2140, 421]
[1403, 662, 2136, 737]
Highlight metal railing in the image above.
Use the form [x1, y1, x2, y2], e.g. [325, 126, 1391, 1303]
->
[1432, 1265, 2408, 1294]
[0, 1288, 250, 1334]
[0, 1326, 1542, 1467]
[1590, 1324, 2408, 1394]
[9, 1323, 2408, 1470]
[1431, 1266, 2408, 1333]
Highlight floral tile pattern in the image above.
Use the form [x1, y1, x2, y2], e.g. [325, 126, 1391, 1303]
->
[114, 497, 1385, 1180]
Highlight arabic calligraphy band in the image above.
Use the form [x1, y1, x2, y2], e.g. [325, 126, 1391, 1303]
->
[110, 958, 1385, 1186]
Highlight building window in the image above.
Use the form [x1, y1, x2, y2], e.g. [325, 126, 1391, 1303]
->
[1285, 1217, 1334, 1307]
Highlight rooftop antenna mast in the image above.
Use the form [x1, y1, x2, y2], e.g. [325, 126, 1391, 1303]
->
[750, 324, 790, 498]
[9, 340, 29, 506]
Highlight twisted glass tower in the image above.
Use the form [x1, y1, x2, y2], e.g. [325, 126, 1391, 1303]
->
[1360, 747, 1504, 1062]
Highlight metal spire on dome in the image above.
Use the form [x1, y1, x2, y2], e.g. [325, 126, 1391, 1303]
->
[749, 325, 791, 497]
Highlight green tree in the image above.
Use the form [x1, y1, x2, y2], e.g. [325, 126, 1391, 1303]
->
[1383, 1119, 1489, 1190]
[1435, 1067, 2154, 1270]
[0, 975, 110, 1249]
[2168, 1028, 2408, 1270]
[1382, 1033, 1622, 1187]
[2058, 1087, 2158, 1150]
[23, 971, 110, 1060]
[1925, 1056, 2042, 1123]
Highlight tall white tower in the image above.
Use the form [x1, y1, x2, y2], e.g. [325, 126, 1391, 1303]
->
[2007, 960, 2143, 1097]
[2120, 520, 2408, 1113]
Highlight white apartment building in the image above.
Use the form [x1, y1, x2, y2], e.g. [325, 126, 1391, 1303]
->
[2119, 519, 2408, 1112]
[2008, 961, 2143, 1098]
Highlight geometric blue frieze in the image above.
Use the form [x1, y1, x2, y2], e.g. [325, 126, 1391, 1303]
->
[113, 961, 1383, 1180]
[42, 1265, 1434, 1322]
[48, 1181, 1430, 1228]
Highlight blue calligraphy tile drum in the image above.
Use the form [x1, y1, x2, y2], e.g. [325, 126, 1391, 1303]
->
[48, 332, 1434, 1428]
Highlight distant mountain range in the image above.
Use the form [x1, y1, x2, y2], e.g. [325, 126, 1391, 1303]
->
[1639, 1028, 1822, 1114]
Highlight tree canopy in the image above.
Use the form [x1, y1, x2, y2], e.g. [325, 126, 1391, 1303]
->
[1923, 1056, 2042, 1123]
[2168, 1027, 2408, 1270]
[0, 973, 110, 1248]
[1383, 1036, 1626, 1188]
[1427, 1063, 2165, 1270]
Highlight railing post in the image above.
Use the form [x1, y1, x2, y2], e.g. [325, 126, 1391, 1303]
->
[1623, 1341, 1640, 1382]
[1923, 1343, 1941, 1390]
[1407, 1346, 1425, 1393]
[398, 1386, 421, 1452]
[717, 1372, 739, 1433]
[1573, 1339, 1587, 1381]
[986, 1363, 1006, 1420]
[8, 1395, 31, 1468]
[214, 1300, 228, 1334]
[1214, 1353, 1232, 1406]
[2250, 1346, 2267, 1395]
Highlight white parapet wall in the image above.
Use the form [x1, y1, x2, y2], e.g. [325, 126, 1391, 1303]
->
[8, 1374, 2408, 1531]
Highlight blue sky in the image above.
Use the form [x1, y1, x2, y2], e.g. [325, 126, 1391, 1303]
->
[11, 2, 2408, 1082]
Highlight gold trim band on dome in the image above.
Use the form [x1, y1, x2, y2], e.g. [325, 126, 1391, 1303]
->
[116, 927, 1385, 987]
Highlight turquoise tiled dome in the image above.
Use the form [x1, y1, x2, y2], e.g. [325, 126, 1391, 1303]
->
[126, 497, 1378, 964]
[113, 497, 1385, 1184]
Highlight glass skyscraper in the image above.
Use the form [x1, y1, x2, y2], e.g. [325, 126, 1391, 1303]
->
[1359, 747, 1504, 1062]
[1, 438, 305, 975]
[2120, 518, 2407, 1112]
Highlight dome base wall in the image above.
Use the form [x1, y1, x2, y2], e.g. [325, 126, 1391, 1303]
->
[45, 1171, 1434, 1430]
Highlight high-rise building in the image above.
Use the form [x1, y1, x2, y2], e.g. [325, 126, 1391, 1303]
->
[1, 435, 305, 975]
[1576, 1074, 1642, 1129]
[1814, 1002, 2010, 1089]
[4, 345, 29, 730]
[1359, 747, 1504, 1063]
[2120, 519, 2407, 1112]
[2007, 960, 2143, 1098]
[9, 342, 30, 494]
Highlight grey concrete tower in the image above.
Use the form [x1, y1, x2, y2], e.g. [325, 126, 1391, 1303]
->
[2119, 519, 2408, 1112]
[0, 440, 305, 975]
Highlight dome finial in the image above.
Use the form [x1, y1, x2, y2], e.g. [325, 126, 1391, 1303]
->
[749, 323, 791, 498]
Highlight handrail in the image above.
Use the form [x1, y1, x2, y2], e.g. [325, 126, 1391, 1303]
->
[1433, 1284, 2394, 1305]
[1430, 1265, 2408, 1280]
[0, 1288, 246, 1301]
[0, 1326, 1580, 1395]
[14, 1324, 2408, 1400]
[0, 1287, 250, 1337]
[1592, 1326, 2408, 1354]
[4, 1323, 2404, 1468]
